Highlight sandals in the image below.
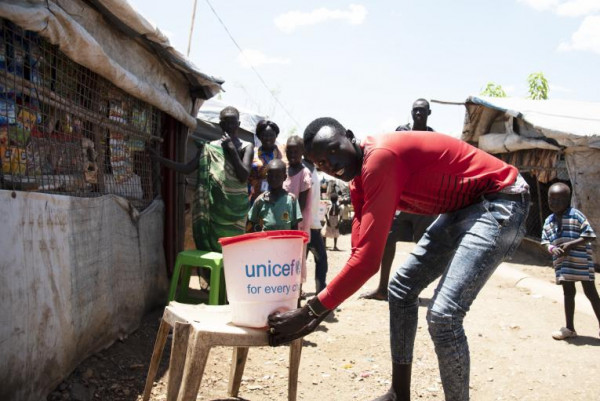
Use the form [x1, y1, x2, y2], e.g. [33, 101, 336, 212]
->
[551, 327, 577, 340]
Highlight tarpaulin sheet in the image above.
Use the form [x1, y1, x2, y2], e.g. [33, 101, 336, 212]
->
[479, 133, 561, 154]
[464, 96, 600, 148]
[0, 191, 168, 401]
[198, 98, 266, 138]
[0, 0, 223, 128]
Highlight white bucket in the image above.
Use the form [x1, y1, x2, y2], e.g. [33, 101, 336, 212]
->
[219, 230, 309, 328]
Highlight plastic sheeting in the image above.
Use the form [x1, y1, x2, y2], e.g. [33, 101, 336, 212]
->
[463, 96, 600, 148]
[0, 0, 223, 128]
[198, 99, 266, 133]
[0, 191, 168, 401]
[479, 133, 561, 154]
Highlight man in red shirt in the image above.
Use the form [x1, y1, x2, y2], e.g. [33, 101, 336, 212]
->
[268, 117, 530, 400]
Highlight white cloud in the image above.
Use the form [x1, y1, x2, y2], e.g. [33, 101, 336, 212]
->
[518, 1, 600, 55]
[517, 0, 559, 12]
[557, 15, 600, 54]
[237, 49, 291, 68]
[274, 4, 367, 34]
[556, 0, 600, 17]
[517, 0, 600, 16]
[549, 84, 573, 93]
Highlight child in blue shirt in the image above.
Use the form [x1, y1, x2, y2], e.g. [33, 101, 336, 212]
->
[541, 182, 600, 340]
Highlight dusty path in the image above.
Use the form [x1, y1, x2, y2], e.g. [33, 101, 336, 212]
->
[50, 234, 600, 400]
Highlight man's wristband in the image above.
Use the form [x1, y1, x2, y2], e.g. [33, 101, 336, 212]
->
[306, 297, 329, 318]
[548, 245, 556, 254]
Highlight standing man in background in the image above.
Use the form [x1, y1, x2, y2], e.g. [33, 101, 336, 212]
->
[395, 98, 435, 132]
[360, 98, 438, 301]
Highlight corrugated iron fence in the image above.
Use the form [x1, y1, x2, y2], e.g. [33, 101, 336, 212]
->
[0, 19, 161, 211]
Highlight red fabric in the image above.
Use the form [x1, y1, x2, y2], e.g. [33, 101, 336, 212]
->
[318, 132, 518, 309]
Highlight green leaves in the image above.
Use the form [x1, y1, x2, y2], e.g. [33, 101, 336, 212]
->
[480, 72, 549, 100]
[527, 72, 549, 100]
[480, 82, 507, 98]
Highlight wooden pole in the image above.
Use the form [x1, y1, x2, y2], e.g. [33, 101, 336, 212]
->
[187, 0, 198, 57]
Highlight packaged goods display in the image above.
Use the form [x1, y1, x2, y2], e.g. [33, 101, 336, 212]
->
[0, 19, 159, 209]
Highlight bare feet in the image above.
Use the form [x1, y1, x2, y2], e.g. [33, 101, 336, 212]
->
[372, 389, 397, 401]
[358, 289, 388, 301]
[333, 247, 341, 251]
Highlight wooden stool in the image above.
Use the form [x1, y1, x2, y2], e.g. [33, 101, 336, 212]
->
[142, 302, 303, 401]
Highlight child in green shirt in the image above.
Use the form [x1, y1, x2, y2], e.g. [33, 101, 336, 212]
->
[247, 159, 302, 232]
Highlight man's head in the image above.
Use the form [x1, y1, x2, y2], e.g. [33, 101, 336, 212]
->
[548, 182, 571, 215]
[411, 98, 431, 129]
[266, 158, 287, 190]
[256, 120, 280, 151]
[303, 117, 361, 182]
[219, 106, 240, 135]
[285, 135, 305, 166]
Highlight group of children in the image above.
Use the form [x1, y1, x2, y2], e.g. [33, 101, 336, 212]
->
[246, 134, 342, 297]
[246, 135, 340, 245]
[247, 136, 310, 233]
[153, 105, 338, 298]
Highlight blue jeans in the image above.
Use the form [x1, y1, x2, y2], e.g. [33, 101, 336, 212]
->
[388, 195, 529, 400]
[308, 228, 328, 292]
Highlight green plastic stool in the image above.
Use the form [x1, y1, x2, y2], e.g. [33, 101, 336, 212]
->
[168, 250, 226, 305]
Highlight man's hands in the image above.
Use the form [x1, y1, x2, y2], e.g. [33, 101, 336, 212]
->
[220, 133, 236, 153]
[268, 297, 331, 346]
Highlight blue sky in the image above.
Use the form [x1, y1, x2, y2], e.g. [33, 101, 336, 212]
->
[129, 0, 600, 139]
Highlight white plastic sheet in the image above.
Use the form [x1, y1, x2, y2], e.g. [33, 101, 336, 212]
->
[0, 191, 168, 401]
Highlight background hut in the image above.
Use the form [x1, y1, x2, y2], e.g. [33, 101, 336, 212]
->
[0, 1, 222, 400]
[461, 96, 600, 265]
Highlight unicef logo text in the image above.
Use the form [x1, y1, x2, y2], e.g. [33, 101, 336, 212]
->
[244, 259, 301, 278]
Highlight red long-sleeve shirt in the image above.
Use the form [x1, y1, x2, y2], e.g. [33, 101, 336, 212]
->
[318, 132, 518, 309]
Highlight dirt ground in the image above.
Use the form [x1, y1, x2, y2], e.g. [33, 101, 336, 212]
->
[49, 234, 600, 401]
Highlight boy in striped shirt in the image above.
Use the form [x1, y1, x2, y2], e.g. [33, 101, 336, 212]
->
[541, 182, 600, 340]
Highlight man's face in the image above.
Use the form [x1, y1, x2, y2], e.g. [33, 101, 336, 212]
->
[267, 167, 286, 190]
[219, 113, 240, 135]
[411, 100, 430, 125]
[548, 186, 570, 214]
[306, 126, 360, 182]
